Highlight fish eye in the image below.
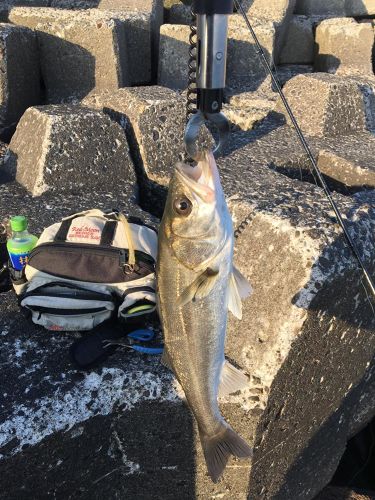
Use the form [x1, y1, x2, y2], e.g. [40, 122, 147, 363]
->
[173, 196, 193, 216]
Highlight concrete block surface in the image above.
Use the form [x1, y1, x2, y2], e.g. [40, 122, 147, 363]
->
[227, 15, 277, 89]
[277, 73, 367, 137]
[2, 105, 136, 196]
[240, 0, 297, 57]
[142, 134, 375, 499]
[158, 23, 189, 90]
[316, 487, 375, 500]
[346, 0, 375, 16]
[83, 86, 186, 185]
[1, 0, 49, 6]
[1, 143, 375, 498]
[315, 18, 374, 77]
[0, 23, 41, 142]
[229, 120, 375, 193]
[316, 133, 375, 191]
[9, 7, 152, 101]
[169, 2, 191, 24]
[51, 0, 163, 76]
[280, 15, 314, 64]
[295, 0, 346, 15]
[223, 94, 276, 131]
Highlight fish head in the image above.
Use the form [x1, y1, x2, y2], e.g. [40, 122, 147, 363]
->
[161, 151, 233, 270]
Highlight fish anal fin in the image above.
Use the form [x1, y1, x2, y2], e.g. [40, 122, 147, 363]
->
[200, 425, 253, 483]
[178, 268, 219, 307]
[219, 361, 249, 397]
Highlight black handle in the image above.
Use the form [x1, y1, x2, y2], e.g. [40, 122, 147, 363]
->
[193, 0, 234, 15]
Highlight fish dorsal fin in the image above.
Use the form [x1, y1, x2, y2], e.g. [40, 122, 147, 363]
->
[228, 266, 252, 320]
[178, 268, 219, 307]
[161, 349, 174, 372]
[218, 360, 249, 397]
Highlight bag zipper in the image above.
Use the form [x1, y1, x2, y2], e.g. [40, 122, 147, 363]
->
[23, 281, 114, 302]
[122, 286, 156, 298]
[28, 306, 108, 315]
[29, 242, 155, 272]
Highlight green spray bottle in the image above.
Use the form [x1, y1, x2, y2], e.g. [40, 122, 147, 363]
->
[7, 216, 38, 271]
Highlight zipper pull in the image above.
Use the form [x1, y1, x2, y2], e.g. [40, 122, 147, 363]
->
[119, 250, 136, 274]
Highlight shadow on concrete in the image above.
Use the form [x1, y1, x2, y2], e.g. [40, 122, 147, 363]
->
[222, 111, 287, 157]
[314, 51, 341, 74]
[332, 416, 375, 491]
[358, 82, 375, 135]
[0, 26, 42, 143]
[0, 24, 97, 143]
[0, 402, 196, 500]
[52, 0, 101, 7]
[47, 1, 157, 84]
[0, 283, 196, 500]
[246, 209, 375, 498]
[36, 31, 96, 103]
[226, 39, 272, 93]
[274, 164, 375, 198]
[0, 150, 16, 185]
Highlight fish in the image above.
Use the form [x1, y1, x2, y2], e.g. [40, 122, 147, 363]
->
[157, 150, 253, 482]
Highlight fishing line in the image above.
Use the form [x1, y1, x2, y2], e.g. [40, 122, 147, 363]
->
[361, 277, 375, 318]
[234, 0, 375, 301]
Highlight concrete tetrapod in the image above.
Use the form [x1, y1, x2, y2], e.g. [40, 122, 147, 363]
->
[8, 7, 152, 100]
[0, 23, 41, 142]
[2, 105, 136, 196]
[0, 137, 374, 498]
[315, 18, 374, 78]
[123, 143, 375, 498]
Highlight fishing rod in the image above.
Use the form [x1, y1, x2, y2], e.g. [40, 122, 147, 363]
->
[184, 0, 375, 300]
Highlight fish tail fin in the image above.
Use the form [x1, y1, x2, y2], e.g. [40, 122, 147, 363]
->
[200, 425, 253, 483]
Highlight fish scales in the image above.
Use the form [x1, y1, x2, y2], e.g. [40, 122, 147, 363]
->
[158, 234, 232, 434]
[157, 151, 253, 482]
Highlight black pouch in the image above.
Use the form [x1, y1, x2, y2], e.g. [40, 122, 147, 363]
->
[69, 321, 126, 370]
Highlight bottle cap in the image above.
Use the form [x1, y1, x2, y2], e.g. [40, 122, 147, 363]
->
[10, 216, 28, 232]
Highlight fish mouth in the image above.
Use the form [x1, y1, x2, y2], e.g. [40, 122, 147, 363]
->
[176, 152, 219, 204]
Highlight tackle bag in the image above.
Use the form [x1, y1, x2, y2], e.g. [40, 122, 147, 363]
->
[13, 209, 158, 332]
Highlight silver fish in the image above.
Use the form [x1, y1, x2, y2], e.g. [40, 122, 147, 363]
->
[157, 151, 253, 482]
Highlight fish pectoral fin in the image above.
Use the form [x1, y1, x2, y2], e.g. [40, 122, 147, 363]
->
[218, 360, 250, 397]
[161, 349, 174, 372]
[228, 266, 252, 320]
[178, 268, 219, 306]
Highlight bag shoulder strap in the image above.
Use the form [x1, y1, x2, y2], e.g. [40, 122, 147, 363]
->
[117, 213, 136, 267]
